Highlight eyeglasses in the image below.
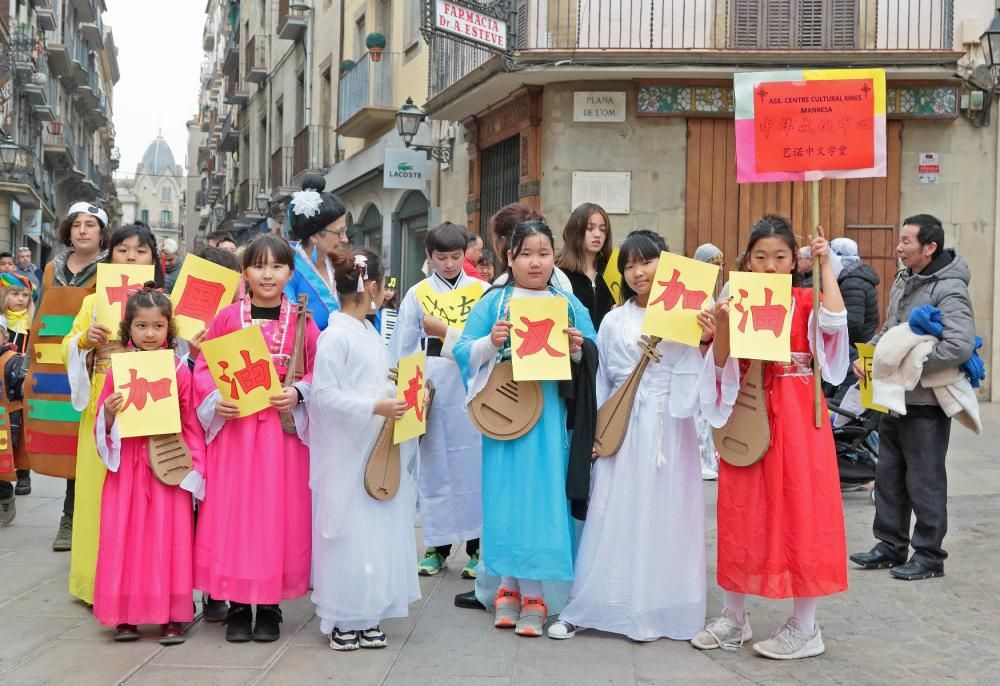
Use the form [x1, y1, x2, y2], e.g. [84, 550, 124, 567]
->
[318, 228, 348, 239]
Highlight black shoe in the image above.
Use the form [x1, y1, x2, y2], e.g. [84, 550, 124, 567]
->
[224, 602, 253, 642]
[203, 594, 229, 623]
[890, 559, 944, 581]
[849, 548, 905, 570]
[252, 604, 282, 642]
[14, 473, 31, 496]
[454, 590, 486, 610]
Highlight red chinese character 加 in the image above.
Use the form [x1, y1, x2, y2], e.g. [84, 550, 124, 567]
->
[402, 365, 426, 422]
[218, 349, 273, 400]
[649, 269, 708, 312]
[175, 276, 226, 327]
[106, 274, 145, 319]
[118, 368, 173, 411]
[513, 317, 565, 359]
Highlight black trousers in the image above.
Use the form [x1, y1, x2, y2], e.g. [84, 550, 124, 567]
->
[435, 539, 480, 558]
[64, 479, 75, 517]
[873, 406, 951, 568]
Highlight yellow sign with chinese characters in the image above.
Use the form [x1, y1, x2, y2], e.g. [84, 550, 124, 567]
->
[200, 326, 282, 417]
[393, 351, 428, 444]
[508, 296, 571, 382]
[603, 247, 624, 305]
[170, 254, 242, 340]
[855, 342, 888, 413]
[727, 272, 793, 362]
[95, 264, 156, 332]
[640, 252, 719, 347]
[110, 349, 181, 438]
[415, 281, 484, 333]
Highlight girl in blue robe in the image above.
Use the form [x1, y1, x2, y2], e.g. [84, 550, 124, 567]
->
[454, 220, 596, 638]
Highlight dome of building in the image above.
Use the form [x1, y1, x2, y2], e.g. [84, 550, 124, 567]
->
[140, 134, 177, 176]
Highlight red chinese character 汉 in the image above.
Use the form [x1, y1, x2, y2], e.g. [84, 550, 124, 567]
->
[649, 269, 708, 312]
[175, 276, 226, 327]
[105, 274, 145, 319]
[734, 288, 787, 337]
[218, 349, 273, 400]
[118, 367, 173, 411]
[513, 317, 565, 359]
[402, 365, 426, 422]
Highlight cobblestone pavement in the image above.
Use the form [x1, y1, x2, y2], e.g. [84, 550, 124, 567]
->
[1, 405, 997, 685]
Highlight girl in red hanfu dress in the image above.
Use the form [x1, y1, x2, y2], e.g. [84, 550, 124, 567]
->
[692, 214, 849, 660]
[93, 285, 205, 645]
[192, 234, 319, 644]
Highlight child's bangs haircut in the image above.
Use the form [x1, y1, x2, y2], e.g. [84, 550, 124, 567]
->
[425, 222, 469, 255]
[618, 230, 669, 302]
[243, 234, 295, 271]
[739, 214, 801, 285]
[118, 282, 177, 349]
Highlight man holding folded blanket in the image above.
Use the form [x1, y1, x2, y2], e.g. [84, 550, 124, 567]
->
[849, 214, 976, 581]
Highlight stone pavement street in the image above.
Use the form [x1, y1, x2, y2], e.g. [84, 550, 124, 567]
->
[1, 405, 998, 685]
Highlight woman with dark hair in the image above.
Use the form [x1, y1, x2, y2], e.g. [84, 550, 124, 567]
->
[284, 175, 350, 331]
[25, 202, 111, 553]
[60, 223, 162, 605]
[557, 203, 615, 329]
[487, 204, 574, 291]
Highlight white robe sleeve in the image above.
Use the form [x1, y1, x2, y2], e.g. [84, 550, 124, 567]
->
[808, 306, 849, 386]
[699, 351, 741, 428]
[66, 334, 92, 412]
[291, 380, 311, 444]
[93, 403, 122, 472]
[389, 286, 424, 364]
[197, 389, 226, 444]
[464, 336, 500, 405]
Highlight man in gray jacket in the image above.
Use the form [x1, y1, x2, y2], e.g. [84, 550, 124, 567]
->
[850, 214, 975, 580]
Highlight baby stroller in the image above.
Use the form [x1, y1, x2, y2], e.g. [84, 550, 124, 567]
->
[828, 395, 880, 500]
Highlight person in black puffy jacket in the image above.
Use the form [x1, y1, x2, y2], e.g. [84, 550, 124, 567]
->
[831, 238, 880, 351]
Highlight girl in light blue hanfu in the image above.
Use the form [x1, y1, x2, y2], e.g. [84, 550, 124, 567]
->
[454, 220, 596, 638]
[283, 175, 349, 331]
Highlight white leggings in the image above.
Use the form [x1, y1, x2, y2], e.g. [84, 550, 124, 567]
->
[723, 590, 818, 631]
[499, 577, 544, 599]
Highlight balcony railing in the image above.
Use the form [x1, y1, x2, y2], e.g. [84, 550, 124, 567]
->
[337, 53, 395, 137]
[246, 35, 268, 84]
[278, 0, 308, 41]
[271, 146, 292, 189]
[292, 125, 327, 179]
[237, 178, 266, 214]
[220, 113, 239, 153]
[428, 0, 957, 98]
[223, 27, 240, 74]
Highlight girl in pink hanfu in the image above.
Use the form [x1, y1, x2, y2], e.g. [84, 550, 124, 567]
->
[191, 234, 319, 643]
[93, 285, 205, 645]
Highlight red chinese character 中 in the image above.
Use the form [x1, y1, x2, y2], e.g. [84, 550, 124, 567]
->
[175, 276, 227, 327]
[218, 349, 273, 400]
[513, 317, 565, 359]
[402, 365, 426, 422]
[105, 274, 145, 319]
[118, 367, 173, 411]
[649, 269, 708, 312]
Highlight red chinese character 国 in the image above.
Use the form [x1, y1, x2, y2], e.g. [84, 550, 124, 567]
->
[175, 276, 226, 327]
[513, 317, 565, 359]
[105, 274, 145, 319]
[402, 365, 426, 422]
[218, 349, 273, 400]
[118, 368, 173, 411]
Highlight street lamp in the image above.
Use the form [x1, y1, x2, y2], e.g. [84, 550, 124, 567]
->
[213, 204, 225, 222]
[981, 9, 1000, 74]
[255, 191, 270, 214]
[395, 97, 452, 164]
[0, 137, 34, 180]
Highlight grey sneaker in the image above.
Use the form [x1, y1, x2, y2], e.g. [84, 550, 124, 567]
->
[547, 619, 576, 640]
[493, 589, 521, 629]
[691, 609, 752, 651]
[752, 617, 825, 660]
[514, 597, 547, 637]
[0, 497, 14, 525]
[52, 515, 72, 551]
[358, 626, 387, 649]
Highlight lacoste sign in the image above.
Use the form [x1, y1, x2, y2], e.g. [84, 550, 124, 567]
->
[384, 149, 428, 190]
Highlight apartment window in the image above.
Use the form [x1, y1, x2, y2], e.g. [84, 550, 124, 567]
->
[320, 67, 333, 165]
[295, 72, 305, 132]
[355, 14, 366, 59]
[161, 186, 171, 201]
[140, 209, 149, 224]
[405, 0, 421, 48]
[731, 0, 857, 49]
[161, 210, 172, 225]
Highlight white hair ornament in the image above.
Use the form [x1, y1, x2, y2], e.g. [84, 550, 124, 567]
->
[290, 189, 323, 219]
[354, 254, 368, 292]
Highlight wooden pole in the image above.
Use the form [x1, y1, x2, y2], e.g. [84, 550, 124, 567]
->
[810, 180, 822, 429]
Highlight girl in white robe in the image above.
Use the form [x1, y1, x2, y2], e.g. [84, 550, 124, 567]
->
[549, 230, 734, 642]
[389, 223, 487, 578]
[308, 247, 421, 652]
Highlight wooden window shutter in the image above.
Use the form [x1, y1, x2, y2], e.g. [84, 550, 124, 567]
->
[731, 0, 762, 49]
[766, 0, 795, 48]
[515, 0, 529, 49]
[798, 0, 825, 48]
[827, 0, 858, 48]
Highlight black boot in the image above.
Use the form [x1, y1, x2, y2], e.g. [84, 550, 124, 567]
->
[253, 604, 282, 642]
[203, 594, 229, 622]
[224, 602, 253, 642]
[15, 471, 31, 496]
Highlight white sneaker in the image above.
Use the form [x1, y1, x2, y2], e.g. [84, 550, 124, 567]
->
[547, 620, 576, 640]
[359, 625, 388, 649]
[329, 628, 359, 651]
[690, 609, 752, 651]
[702, 466, 718, 481]
[752, 617, 825, 660]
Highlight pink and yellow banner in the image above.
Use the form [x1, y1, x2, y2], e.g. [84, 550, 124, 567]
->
[734, 69, 886, 184]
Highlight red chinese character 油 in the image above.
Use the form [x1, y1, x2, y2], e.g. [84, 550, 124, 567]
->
[218, 349, 273, 400]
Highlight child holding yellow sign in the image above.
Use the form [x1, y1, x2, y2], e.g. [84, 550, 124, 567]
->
[692, 215, 850, 660]
[389, 222, 487, 579]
